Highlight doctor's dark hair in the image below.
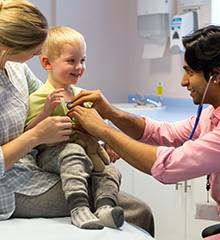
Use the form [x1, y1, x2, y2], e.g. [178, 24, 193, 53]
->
[182, 25, 220, 81]
[0, 0, 48, 55]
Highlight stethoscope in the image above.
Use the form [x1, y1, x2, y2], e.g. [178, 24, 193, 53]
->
[188, 75, 213, 140]
[187, 75, 214, 202]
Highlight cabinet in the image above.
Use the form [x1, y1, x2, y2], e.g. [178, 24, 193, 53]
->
[137, 0, 171, 16]
[114, 105, 220, 240]
[116, 149, 220, 240]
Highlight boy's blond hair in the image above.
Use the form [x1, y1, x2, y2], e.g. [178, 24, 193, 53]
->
[42, 26, 86, 61]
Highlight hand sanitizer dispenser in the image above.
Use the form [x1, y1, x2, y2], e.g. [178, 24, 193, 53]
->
[137, 0, 174, 59]
[170, 11, 198, 53]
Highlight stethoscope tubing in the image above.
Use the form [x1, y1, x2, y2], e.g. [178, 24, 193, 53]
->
[188, 75, 213, 140]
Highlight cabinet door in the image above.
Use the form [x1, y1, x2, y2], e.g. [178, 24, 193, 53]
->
[133, 168, 186, 240]
[186, 177, 220, 240]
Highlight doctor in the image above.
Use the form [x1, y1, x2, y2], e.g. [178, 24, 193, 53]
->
[68, 25, 220, 213]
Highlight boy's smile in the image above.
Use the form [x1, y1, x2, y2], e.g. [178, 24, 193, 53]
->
[46, 43, 86, 88]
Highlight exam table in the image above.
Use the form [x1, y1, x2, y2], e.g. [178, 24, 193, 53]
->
[0, 217, 155, 240]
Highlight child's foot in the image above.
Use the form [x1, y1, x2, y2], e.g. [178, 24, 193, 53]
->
[95, 205, 124, 228]
[71, 206, 104, 229]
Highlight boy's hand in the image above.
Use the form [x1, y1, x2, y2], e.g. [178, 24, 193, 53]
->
[44, 88, 64, 116]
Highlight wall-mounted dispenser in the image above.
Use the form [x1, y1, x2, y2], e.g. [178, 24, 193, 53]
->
[137, 0, 175, 59]
[170, 11, 198, 53]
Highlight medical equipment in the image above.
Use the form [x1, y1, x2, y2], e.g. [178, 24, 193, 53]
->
[170, 11, 198, 53]
[137, 0, 175, 58]
[188, 75, 213, 139]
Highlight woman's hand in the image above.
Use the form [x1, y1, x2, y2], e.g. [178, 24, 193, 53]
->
[2, 116, 73, 170]
[67, 89, 113, 119]
[70, 106, 108, 139]
[32, 116, 73, 145]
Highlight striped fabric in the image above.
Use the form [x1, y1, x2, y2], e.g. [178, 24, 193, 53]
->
[0, 62, 59, 220]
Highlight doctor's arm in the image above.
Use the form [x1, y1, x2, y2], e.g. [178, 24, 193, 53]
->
[67, 89, 145, 139]
[104, 105, 146, 140]
[70, 106, 157, 174]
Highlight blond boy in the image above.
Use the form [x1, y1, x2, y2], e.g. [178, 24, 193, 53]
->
[25, 26, 124, 229]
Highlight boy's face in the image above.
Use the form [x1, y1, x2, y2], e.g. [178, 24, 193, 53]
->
[49, 43, 86, 87]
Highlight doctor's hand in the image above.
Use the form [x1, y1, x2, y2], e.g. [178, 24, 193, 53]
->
[32, 116, 73, 145]
[70, 106, 108, 139]
[67, 89, 113, 119]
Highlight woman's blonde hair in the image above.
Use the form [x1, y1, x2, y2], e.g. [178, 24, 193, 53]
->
[0, 0, 48, 65]
[42, 26, 86, 61]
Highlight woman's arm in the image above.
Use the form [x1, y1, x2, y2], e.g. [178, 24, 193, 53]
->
[25, 111, 50, 131]
[2, 116, 72, 171]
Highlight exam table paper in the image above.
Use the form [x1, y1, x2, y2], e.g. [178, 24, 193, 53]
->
[0, 217, 155, 240]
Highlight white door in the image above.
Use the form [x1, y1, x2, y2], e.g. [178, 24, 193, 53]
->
[133, 169, 186, 240]
[186, 177, 220, 240]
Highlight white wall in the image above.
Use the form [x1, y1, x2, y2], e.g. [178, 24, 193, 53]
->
[27, 0, 212, 102]
[27, 0, 52, 83]
[211, 0, 220, 24]
[28, 0, 131, 102]
[127, 0, 211, 99]
[57, 0, 134, 102]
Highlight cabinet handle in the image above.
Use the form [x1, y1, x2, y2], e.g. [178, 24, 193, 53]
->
[175, 182, 182, 190]
[184, 180, 191, 192]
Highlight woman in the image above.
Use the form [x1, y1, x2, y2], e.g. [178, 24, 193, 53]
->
[0, 0, 154, 234]
[68, 25, 220, 214]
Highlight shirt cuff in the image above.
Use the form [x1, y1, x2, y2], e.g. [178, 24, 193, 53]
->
[151, 146, 176, 184]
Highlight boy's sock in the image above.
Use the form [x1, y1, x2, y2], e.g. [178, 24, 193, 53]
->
[95, 205, 124, 229]
[70, 206, 104, 229]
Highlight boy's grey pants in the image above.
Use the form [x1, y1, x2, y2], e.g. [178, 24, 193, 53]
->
[36, 142, 121, 209]
[12, 143, 155, 236]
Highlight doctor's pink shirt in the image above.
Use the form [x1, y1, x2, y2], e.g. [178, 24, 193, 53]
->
[140, 105, 220, 211]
